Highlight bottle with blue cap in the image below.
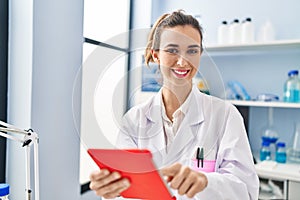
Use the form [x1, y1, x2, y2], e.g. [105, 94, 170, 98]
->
[0, 183, 9, 200]
[276, 142, 287, 163]
[283, 70, 300, 103]
[260, 140, 271, 161]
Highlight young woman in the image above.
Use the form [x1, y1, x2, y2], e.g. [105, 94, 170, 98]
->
[90, 10, 259, 200]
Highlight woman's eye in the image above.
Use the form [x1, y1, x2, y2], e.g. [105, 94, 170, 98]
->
[165, 48, 179, 54]
[187, 49, 199, 54]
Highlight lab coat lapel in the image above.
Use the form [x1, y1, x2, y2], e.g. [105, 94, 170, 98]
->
[164, 87, 204, 165]
[165, 119, 194, 165]
[144, 90, 167, 164]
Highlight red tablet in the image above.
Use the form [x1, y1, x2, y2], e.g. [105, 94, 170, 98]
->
[88, 149, 176, 200]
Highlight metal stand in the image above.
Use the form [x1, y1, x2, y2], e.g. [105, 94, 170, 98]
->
[0, 120, 39, 200]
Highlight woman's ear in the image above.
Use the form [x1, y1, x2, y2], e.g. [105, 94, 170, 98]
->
[151, 50, 160, 64]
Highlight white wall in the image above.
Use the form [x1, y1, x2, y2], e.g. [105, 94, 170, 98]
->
[7, 0, 33, 199]
[31, 0, 83, 198]
[7, 0, 100, 199]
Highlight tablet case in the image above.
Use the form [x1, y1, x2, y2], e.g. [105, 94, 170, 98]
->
[88, 149, 176, 200]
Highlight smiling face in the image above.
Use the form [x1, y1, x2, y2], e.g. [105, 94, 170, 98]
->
[152, 25, 202, 88]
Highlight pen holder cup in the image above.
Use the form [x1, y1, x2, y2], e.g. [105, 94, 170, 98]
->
[191, 159, 216, 173]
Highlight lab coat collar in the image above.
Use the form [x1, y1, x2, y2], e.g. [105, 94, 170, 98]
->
[145, 89, 163, 123]
[145, 86, 204, 126]
[188, 85, 205, 126]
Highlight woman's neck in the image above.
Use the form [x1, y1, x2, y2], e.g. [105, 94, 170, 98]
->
[162, 83, 192, 120]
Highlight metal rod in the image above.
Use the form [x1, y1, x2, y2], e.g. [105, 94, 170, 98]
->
[0, 131, 24, 143]
[0, 121, 28, 134]
[34, 136, 40, 200]
[25, 146, 32, 200]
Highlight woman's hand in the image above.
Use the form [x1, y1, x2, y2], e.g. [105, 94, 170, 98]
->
[161, 163, 208, 198]
[89, 170, 130, 199]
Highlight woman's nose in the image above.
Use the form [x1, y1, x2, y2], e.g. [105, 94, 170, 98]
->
[176, 55, 188, 67]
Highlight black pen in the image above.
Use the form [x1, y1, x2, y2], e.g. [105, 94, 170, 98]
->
[200, 148, 204, 168]
[196, 147, 204, 168]
[196, 147, 200, 168]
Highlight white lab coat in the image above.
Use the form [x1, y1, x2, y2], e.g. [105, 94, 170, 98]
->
[115, 86, 259, 200]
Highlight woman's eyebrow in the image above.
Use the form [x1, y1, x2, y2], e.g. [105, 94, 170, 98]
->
[188, 44, 201, 48]
[163, 44, 179, 48]
[162, 44, 201, 49]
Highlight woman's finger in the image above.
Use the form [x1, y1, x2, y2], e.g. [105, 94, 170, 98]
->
[89, 171, 121, 191]
[185, 172, 208, 198]
[89, 169, 109, 181]
[177, 171, 195, 195]
[161, 163, 181, 177]
[102, 178, 131, 199]
[169, 166, 190, 189]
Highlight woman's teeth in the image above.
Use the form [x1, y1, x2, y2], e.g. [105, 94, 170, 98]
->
[173, 69, 188, 75]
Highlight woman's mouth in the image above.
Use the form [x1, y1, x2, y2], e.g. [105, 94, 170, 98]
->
[172, 69, 190, 78]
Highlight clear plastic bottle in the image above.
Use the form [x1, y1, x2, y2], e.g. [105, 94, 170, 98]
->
[275, 142, 287, 163]
[283, 70, 300, 103]
[0, 183, 9, 200]
[241, 18, 255, 44]
[287, 122, 300, 163]
[258, 20, 275, 42]
[260, 141, 271, 161]
[261, 121, 279, 144]
[218, 21, 229, 45]
[229, 19, 241, 44]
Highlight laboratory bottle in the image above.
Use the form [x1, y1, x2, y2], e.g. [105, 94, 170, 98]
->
[260, 141, 271, 161]
[275, 142, 287, 163]
[283, 70, 300, 103]
[258, 20, 275, 42]
[0, 183, 9, 200]
[241, 18, 255, 44]
[229, 19, 241, 44]
[288, 122, 300, 163]
[261, 126, 278, 144]
[217, 21, 229, 45]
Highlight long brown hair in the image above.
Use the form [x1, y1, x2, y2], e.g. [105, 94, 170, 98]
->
[144, 10, 203, 66]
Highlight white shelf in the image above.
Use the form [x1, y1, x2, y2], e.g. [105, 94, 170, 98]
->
[136, 93, 300, 108]
[255, 161, 300, 182]
[205, 39, 300, 52]
[227, 100, 300, 108]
